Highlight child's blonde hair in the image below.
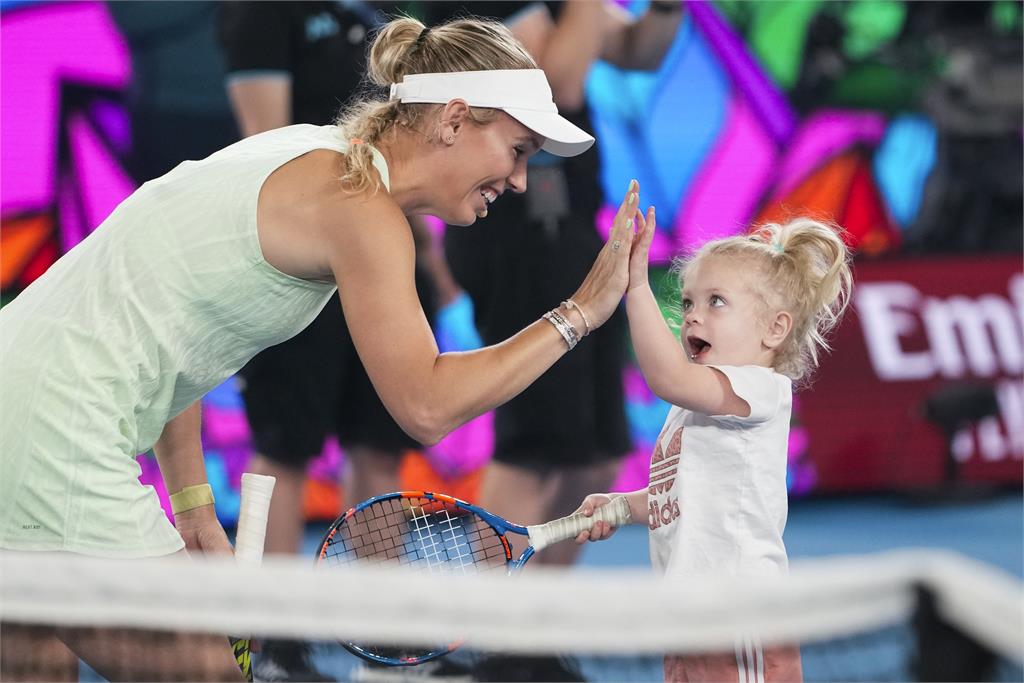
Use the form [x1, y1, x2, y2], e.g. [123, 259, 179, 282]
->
[676, 218, 853, 384]
[335, 15, 536, 194]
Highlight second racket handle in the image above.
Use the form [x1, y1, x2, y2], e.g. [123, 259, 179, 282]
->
[235, 473, 276, 566]
[527, 495, 632, 551]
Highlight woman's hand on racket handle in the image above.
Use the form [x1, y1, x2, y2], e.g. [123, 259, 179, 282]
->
[573, 493, 624, 544]
[628, 204, 657, 292]
[567, 180, 639, 330]
[175, 504, 233, 557]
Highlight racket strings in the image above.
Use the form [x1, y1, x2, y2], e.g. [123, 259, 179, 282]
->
[317, 496, 512, 664]
[320, 497, 508, 575]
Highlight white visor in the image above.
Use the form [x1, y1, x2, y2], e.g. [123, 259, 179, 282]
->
[389, 69, 595, 157]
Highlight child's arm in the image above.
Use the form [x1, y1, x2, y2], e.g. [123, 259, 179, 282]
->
[572, 489, 648, 544]
[626, 207, 750, 417]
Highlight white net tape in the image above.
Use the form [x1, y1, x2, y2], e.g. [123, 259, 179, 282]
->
[1, 549, 1020, 664]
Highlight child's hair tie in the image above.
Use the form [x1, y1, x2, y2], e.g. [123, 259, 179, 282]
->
[349, 137, 365, 145]
[772, 240, 785, 254]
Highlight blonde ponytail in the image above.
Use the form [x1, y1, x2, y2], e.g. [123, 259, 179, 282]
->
[335, 15, 536, 194]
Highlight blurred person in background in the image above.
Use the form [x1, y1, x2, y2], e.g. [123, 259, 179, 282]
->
[425, 0, 682, 567]
[219, 3, 461, 677]
[108, 1, 238, 183]
[421, 2, 682, 680]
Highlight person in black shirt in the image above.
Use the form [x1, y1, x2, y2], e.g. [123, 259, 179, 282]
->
[427, 0, 683, 567]
[219, 4, 460, 679]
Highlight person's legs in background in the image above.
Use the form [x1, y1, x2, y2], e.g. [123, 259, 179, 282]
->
[236, 304, 344, 557]
[344, 447, 401, 508]
[445, 211, 630, 681]
[335, 263, 436, 510]
[235, 307, 342, 681]
[477, 458, 621, 566]
[245, 455, 308, 555]
[334, 327, 407, 512]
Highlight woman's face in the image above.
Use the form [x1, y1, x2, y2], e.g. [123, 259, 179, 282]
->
[437, 112, 543, 226]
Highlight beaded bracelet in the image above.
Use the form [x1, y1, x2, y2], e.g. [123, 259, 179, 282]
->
[543, 309, 580, 350]
[561, 299, 591, 336]
[547, 309, 579, 348]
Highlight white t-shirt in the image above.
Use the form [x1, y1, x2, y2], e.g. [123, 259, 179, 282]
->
[648, 365, 793, 579]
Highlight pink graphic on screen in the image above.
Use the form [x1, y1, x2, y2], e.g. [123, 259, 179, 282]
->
[675, 96, 777, 254]
[1, 1, 129, 217]
[67, 113, 136, 233]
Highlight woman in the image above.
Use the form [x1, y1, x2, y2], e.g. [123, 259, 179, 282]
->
[0, 15, 639, 680]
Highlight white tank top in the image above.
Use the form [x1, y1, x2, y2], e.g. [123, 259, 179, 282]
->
[0, 124, 389, 555]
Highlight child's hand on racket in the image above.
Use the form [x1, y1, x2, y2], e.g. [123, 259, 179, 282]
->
[175, 506, 233, 556]
[572, 494, 624, 544]
[628, 203, 656, 292]
[568, 180, 640, 329]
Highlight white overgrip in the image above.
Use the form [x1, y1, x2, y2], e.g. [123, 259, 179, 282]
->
[234, 473, 276, 566]
[526, 495, 632, 552]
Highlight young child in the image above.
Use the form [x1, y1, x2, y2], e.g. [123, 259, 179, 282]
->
[575, 208, 853, 683]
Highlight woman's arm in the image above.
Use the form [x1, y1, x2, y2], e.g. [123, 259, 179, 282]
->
[153, 402, 232, 555]
[600, 1, 684, 72]
[507, 1, 608, 111]
[226, 76, 291, 137]
[327, 185, 638, 445]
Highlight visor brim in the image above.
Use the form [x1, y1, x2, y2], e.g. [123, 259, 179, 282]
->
[503, 108, 595, 157]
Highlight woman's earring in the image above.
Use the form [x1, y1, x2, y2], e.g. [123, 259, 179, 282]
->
[445, 134, 455, 144]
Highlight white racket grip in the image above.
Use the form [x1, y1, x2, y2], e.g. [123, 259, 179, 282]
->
[234, 473, 276, 567]
[526, 495, 632, 552]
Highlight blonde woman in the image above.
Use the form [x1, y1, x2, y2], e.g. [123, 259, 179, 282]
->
[0, 16, 641, 681]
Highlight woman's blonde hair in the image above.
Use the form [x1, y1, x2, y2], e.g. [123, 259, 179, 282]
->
[675, 218, 854, 384]
[335, 15, 537, 194]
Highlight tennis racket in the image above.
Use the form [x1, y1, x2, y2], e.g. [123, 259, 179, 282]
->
[229, 473, 276, 681]
[314, 490, 632, 666]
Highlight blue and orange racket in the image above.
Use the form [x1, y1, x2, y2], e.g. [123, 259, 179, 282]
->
[314, 490, 632, 666]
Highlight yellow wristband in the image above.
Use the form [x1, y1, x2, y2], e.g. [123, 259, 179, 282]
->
[170, 483, 215, 515]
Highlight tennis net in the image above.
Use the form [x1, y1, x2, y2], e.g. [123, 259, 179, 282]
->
[1, 549, 1021, 682]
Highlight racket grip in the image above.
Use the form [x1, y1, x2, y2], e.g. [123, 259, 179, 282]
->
[230, 474, 275, 682]
[235, 473, 275, 566]
[527, 495, 632, 552]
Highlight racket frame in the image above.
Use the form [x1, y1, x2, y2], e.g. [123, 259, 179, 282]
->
[314, 489, 629, 666]
[315, 490, 523, 666]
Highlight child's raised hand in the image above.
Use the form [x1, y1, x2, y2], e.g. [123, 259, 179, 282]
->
[628, 204, 656, 292]
[573, 493, 624, 544]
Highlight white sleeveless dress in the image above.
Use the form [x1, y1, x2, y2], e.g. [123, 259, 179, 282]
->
[0, 124, 390, 557]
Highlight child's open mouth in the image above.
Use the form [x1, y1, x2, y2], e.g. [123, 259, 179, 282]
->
[686, 335, 711, 361]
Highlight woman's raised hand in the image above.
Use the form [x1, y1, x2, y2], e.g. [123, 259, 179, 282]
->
[568, 180, 640, 329]
[629, 203, 656, 292]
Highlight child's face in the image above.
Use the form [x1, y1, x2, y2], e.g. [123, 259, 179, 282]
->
[679, 256, 776, 368]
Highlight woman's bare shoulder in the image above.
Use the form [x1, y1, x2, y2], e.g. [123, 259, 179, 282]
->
[257, 149, 409, 281]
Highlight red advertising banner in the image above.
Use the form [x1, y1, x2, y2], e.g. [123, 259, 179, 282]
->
[799, 255, 1023, 493]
